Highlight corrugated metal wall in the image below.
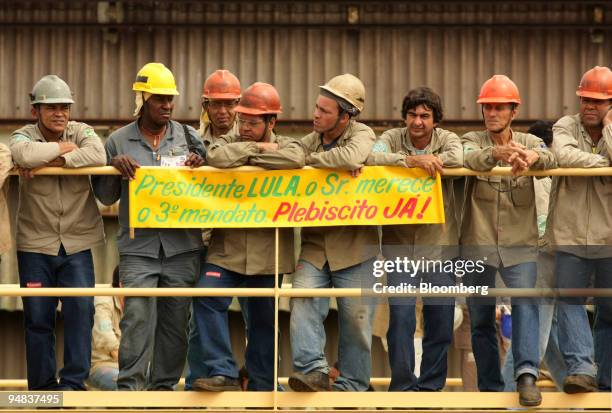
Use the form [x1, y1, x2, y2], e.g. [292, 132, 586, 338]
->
[0, 1, 611, 123]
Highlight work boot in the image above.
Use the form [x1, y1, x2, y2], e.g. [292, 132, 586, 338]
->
[517, 373, 542, 406]
[563, 374, 597, 394]
[288, 371, 330, 392]
[192, 376, 241, 391]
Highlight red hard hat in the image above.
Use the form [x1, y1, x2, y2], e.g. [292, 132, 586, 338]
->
[477, 75, 521, 104]
[234, 82, 282, 115]
[576, 66, 612, 100]
[202, 69, 241, 100]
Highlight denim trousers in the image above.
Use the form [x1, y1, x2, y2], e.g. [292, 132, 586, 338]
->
[387, 270, 455, 391]
[290, 258, 376, 391]
[555, 251, 612, 390]
[192, 263, 279, 391]
[467, 262, 539, 391]
[17, 246, 95, 390]
[501, 304, 567, 391]
[117, 250, 199, 390]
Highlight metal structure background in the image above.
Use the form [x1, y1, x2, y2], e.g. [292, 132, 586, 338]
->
[0, 1, 611, 125]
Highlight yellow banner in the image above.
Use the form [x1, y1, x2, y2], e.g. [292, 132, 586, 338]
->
[129, 166, 445, 228]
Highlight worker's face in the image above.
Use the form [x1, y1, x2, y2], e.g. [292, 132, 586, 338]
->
[406, 104, 436, 141]
[238, 113, 274, 142]
[579, 97, 611, 128]
[313, 95, 345, 133]
[482, 103, 517, 134]
[143, 94, 174, 127]
[205, 99, 239, 130]
[32, 104, 70, 134]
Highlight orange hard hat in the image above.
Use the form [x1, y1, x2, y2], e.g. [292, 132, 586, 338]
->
[576, 66, 612, 100]
[202, 69, 241, 100]
[477, 75, 521, 104]
[234, 82, 282, 115]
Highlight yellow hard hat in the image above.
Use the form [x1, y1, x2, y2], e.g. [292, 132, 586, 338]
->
[320, 73, 365, 113]
[132, 62, 179, 95]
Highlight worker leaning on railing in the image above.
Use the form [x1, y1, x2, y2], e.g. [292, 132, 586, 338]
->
[8, 75, 107, 391]
[547, 66, 612, 393]
[91, 62, 206, 391]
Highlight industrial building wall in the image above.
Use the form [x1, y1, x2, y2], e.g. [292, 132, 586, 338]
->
[0, 1, 611, 124]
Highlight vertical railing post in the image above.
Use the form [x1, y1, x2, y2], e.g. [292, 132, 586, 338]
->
[273, 227, 280, 410]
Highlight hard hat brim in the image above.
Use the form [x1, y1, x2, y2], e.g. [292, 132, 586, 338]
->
[31, 98, 75, 105]
[477, 97, 521, 104]
[202, 93, 241, 100]
[235, 106, 282, 116]
[576, 90, 612, 100]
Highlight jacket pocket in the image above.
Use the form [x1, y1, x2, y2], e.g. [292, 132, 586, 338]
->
[26, 176, 55, 196]
[510, 177, 534, 207]
[473, 175, 498, 202]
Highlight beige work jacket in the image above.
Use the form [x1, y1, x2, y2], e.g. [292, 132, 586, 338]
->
[10, 122, 106, 255]
[200, 120, 240, 246]
[545, 114, 612, 258]
[366, 127, 463, 260]
[0, 144, 12, 255]
[299, 120, 379, 271]
[91, 296, 122, 371]
[461, 130, 557, 267]
[205, 132, 304, 275]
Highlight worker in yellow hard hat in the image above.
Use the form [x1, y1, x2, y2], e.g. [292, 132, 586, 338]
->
[92, 62, 206, 390]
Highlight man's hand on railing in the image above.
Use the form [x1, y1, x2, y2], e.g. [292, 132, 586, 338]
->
[184, 152, 205, 168]
[15, 166, 36, 180]
[405, 154, 444, 178]
[110, 155, 140, 180]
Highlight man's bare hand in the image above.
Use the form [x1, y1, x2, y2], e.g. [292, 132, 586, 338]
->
[350, 167, 363, 178]
[17, 166, 36, 180]
[406, 154, 443, 178]
[58, 142, 78, 155]
[255, 142, 279, 152]
[184, 152, 205, 168]
[110, 155, 140, 180]
[110, 349, 119, 361]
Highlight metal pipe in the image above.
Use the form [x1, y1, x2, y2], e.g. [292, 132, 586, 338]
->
[1, 287, 611, 298]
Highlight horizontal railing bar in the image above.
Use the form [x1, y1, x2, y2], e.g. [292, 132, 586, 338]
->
[6, 166, 612, 177]
[0, 378, 557, 389]
[0, 287, 611, 297]
[0, 391, 606, 409]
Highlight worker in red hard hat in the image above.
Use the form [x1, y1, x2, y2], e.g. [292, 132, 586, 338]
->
[547, 65, 612, 394]
[191, 82, 304, 392]
[199, 69, 242, 148]
[460, 75, 556, 407]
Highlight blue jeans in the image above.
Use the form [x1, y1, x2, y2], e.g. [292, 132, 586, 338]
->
[467, 262, 539, 391]
[192, 263, 279, 391]
[290, 259, 376, 391]
[555, 251, 612, 390]
[387, 270, 455, 391]
[502, 304, 567, 391]
[17, 246, 95, 390]
[185, 297, 250, 390]
[87, 366, 118, 390]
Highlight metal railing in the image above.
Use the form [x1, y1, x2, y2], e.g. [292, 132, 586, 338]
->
[1, 166, 611, 411]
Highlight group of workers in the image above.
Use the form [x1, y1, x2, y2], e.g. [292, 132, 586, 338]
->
[0, 61, 610, 408]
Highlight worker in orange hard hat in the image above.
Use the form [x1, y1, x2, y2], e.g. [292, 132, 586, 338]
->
[185, 69, 243, 391]
[547, 65, 612, 394]
[199, 69, 241, 148]
[460, 75, 556, 407]
[191, 82, 303, 392]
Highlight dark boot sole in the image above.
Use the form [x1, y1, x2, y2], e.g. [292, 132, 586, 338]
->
[519, 396, 542, 407]
[192, 382, 240, 392]
[288, 376, 327, 392]
[564, 382, 597, 394]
